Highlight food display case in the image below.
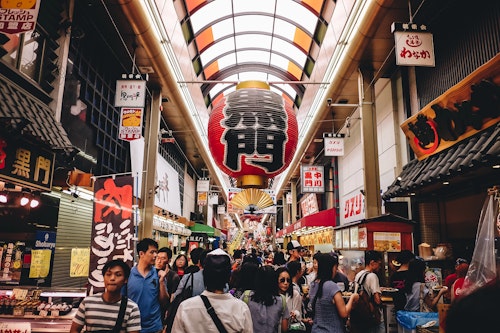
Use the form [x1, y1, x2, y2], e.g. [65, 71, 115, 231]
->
[0, 287, 86, 332]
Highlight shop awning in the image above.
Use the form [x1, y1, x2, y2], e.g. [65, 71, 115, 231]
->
[276, 208, 336, 238]
[189, 223, 222, 237]
[0, 74, 74, 155]
[383, 121, 500, 200]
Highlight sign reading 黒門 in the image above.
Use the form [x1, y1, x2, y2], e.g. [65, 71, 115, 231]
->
[0, 136, 54, 191]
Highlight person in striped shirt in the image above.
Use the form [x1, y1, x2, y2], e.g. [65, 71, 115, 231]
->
[70, 259, 141, 332]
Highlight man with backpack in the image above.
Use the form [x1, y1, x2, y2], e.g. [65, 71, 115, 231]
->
[171, 248, 253, 332]
[164, 248, 207, 333]
[350, 250, 384, 333]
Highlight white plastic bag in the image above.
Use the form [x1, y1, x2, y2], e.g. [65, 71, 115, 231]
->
[463, 193, 498, 295]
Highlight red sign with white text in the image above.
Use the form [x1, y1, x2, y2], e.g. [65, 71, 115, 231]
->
[88, 176, 134, 295]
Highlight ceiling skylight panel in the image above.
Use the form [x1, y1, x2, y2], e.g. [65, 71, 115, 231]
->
[234, 15, 274, 34]
[272, 19, 298, 41]
[237, 50, 271, 65]
[271, 38, 307, 64]
[233, 0, 276, 15]
[234, 34, 272, 50]
[276, 0, 318, 34]
[200, 38, 235, 66]
[269, 53, 292, 71]
[211, 19, 234, 40]
[217, 53, 238, 70]
[189, 0, 232, 33]
[237, 71, 269, 82]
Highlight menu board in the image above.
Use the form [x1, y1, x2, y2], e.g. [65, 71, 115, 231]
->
[342, 229, 350, 248]
[373, 232, 401, 251]
[0, 241, 25, 284]
[335, 231, 342, 248]
[359, 227, 368, 248]
[350, 227, 359, 248]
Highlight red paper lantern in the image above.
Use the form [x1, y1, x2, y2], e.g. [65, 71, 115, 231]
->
[208, 81, 298, 188]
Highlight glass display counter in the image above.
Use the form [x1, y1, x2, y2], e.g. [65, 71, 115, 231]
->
[0, 287, 86, 333]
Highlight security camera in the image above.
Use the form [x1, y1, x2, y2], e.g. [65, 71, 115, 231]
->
[327, 98, 332, 106]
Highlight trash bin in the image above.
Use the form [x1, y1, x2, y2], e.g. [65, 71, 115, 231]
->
[396, 311, 439, 333]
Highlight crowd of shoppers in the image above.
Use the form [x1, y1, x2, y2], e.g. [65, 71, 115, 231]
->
[71, 237, 497, 333]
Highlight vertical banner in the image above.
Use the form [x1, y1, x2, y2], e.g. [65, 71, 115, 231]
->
[89, 176, 134, 294]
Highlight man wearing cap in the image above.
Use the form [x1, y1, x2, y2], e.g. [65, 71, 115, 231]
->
[286, 240, 302, 263]
[171, 248, 253, 332]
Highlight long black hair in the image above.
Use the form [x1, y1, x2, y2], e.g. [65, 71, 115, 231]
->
[315, 253, 338, 299]
[252, 265, 279, 306]
[403, 257, 425, 293]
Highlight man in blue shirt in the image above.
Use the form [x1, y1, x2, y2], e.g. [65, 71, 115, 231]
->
[127, 238, 168, 333]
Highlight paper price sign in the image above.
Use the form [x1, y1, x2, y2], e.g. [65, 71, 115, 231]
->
[29, 249, 52, 278]
[70, 248, 90, 277]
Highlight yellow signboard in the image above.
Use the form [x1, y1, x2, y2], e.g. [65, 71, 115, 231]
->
[29, 249, 52, 278]
[70, 248, 90, 277]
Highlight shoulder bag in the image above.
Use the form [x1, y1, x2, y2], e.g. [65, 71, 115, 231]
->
[200, 295, 228, 333]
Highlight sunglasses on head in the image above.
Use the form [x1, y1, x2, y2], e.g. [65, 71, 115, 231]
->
[279, 277, 291, 283]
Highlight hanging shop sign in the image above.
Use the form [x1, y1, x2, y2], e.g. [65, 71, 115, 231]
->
[402, 54, 500, 160]
[152, 215, 191, 236]
[155, 153, 182, 216]
[119, 107, 143, 141]
[208, 81, 298, 189]
[392, 22, 435, 67]
[0, 241, 24, 285]
[114, 77, 147, 107]
[300, 165, 325, 193]
[300, 193, 319, 217]
[0, 0, 40, 34]
[0, 136, 55, 191]
[323, 133, 345, 156]
[197, 179, 210, 192]
[89, 176, 134, 295]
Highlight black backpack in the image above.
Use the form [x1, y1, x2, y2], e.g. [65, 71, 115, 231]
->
[164, 273, 194, 333]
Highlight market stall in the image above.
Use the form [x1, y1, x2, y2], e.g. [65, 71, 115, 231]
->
[333, 213, 416, 333]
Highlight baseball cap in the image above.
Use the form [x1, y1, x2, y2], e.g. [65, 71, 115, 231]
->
[204, 248, 231, 274]
[287, 240, 302, 251]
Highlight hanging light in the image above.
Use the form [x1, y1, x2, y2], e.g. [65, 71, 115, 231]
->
[30, 198, 40, 208]
[0, 192, 7, 203]
[20, 196, 30, 206]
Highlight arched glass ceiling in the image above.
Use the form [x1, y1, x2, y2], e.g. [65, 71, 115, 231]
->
[180, 0, 330, 109]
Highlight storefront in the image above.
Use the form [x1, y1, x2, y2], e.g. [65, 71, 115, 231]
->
[277, 208, 336, 254]
[152, 214, 192, 255]
[383, 54, 500, 262]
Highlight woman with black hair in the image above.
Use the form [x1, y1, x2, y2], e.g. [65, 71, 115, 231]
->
[403, 258, 448, 312]
[241, 265, 290, 332]
[307, 253, 358, 333]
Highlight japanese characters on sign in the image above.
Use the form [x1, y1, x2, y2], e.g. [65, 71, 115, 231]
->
[300, 165, 324, 193]
[119, 107, 143, 141]
[0, 0, 40, 34]
[0, 136, 54, 191]
[89, 176, 134, 295]
[208, 85, 298, 179]
[323, 133, 345, 156]
[401, 54, 500, 160]
[300, 193, 319, 217]
[114, 79, 146, 107]
[392, 22, 435, 67]
[343, 192, 365, 223]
